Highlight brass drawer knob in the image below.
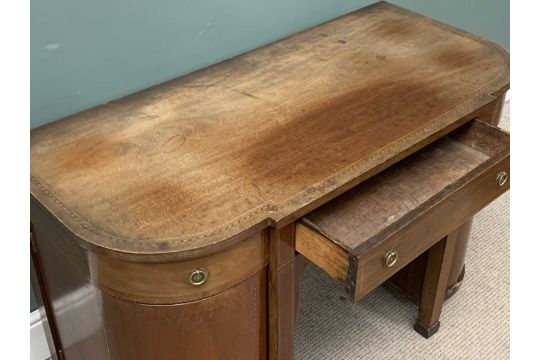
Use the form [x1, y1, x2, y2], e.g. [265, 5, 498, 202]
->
[496, 171, 508, 188]
[383, 249, 398, 268]
[187, 268, 208, 286]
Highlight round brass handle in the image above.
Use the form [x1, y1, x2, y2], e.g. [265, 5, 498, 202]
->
[496, 171, 508, 188]
[383, 249, 399, 268]
[187, 268, 208, 286]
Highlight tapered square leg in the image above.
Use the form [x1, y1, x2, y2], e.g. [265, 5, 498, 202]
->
[268, 225, 296, 360]
[414, 231, 458, 338]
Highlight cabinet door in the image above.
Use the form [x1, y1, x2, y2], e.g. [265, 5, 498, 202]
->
[102, 270, 266, 360]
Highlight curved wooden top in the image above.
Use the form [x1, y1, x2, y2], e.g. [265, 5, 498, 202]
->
[31, 2, 509, 261]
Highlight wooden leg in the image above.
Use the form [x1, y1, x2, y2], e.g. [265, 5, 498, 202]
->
[443, 93, 506, 297]
[268, 224, 296, 360]
[414, 232, 458, 338]
[445, 220, 472, 299]
[293, 254, 310, 327]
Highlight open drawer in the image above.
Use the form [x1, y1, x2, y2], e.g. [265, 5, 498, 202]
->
[296, 120, 509, 301]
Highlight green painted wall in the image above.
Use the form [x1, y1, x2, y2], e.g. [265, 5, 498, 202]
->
[31, 0, 509, 128]
[29, 0, 509, 311]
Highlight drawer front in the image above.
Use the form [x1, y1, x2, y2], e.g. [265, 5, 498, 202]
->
[353, 156, 509, 298]
[296, 121, 510, 301]
[90, 231, 268, 304]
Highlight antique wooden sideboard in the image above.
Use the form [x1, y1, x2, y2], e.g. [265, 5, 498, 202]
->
[30, 2, 509, 359]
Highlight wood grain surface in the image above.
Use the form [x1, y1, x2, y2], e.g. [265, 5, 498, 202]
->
[30, 2, 509, 261]
[302, 137, 489, 253]
[90, 231, 268, 304]
[414, 232, 458, 338]
[101, 271, 267, 360]
[295, 223, 349, 281]
[298, 121, 510, 299]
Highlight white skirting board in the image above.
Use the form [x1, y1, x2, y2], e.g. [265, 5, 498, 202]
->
[30, 284, 101, 359]
[30, 310, 51, 360]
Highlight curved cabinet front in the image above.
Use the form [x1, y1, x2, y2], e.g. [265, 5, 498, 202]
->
[101, 270, 266, 360]
[30, 208, 268, 360]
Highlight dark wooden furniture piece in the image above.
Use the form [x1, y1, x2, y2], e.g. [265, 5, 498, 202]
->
[30, 2, 509, 359]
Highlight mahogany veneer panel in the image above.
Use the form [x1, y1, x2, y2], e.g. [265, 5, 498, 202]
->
[30, 2, 509, 260]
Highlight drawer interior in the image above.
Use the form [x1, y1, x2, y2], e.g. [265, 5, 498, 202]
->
[296, 120, 509, 299]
